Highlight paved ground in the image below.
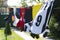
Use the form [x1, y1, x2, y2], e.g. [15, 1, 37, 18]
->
[0, 28, 54, 40]
[44, 37, 54, 40]
[13, 28, 35, 40]
[13, 28, 54, 40]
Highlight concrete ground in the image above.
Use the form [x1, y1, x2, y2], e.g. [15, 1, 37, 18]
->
[12, 28, 54, 40]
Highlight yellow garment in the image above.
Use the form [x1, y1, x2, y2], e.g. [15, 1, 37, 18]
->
[32, 3, 42, 20]
[12, 16, 15, 21]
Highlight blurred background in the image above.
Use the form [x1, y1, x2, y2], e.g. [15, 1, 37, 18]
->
[0, 0, 60, 39]
[0, 0, 9, 27]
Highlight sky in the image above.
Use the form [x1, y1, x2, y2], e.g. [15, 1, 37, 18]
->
[7, 0, 44, 7]
[7, 0, 21, 7]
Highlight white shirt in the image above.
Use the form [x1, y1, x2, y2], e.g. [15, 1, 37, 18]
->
[13, 8, 19, 26]
[31, 0, 54, 34]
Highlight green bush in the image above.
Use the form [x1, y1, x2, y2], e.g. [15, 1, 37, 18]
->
[4, 22, 12, 36]
[49, 15, 60, 39]
[0, 15, 8, 27]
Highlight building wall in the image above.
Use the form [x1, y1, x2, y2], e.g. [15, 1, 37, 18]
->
[0, 0, 8, 15]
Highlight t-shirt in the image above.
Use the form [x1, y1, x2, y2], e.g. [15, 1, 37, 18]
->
[31, 0, 54, 34]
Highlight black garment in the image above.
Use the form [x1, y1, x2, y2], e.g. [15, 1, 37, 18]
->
[30, 33, 39, 39]
[24, 6, 32, 23]
[5, 8, 14, 22]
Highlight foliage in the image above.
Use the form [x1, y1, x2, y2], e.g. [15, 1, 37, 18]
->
[22, 1, 28, 7]
[49, 14, 60, 39]
[4, 22, 12, 36]
[0, 29, 24, 40]
[48, 0, 60, 39]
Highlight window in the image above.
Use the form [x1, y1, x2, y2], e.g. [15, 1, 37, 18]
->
[0, 0, 8, 15]
[0, 7, 9, 15]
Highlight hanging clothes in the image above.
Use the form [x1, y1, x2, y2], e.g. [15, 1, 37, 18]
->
[13, 8, 19, 26]
[24, 6, 32, 23]
[12, 15, 15, 22]
[16, 8, 20, 19]
[17, 7, 25, 31]
[5, 8, 14, 22]
[31, 0, 55, 34]
[32, 3, 42, 20]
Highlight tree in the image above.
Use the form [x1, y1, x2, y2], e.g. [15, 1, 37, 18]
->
[49, 0, 60, 39]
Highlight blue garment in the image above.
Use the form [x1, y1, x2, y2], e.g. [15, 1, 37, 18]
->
[16, 8, 20, 15]
[16, 8, 20, 19]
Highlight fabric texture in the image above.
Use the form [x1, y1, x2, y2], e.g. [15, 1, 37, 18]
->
[17, 7, 25, 31]
[24, 6, 32, 23]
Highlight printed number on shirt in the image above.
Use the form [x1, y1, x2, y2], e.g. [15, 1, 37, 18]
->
[35, 15, 42, 26]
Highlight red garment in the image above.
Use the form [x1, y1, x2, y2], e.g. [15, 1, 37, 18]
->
[17, 7, 25, 31]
